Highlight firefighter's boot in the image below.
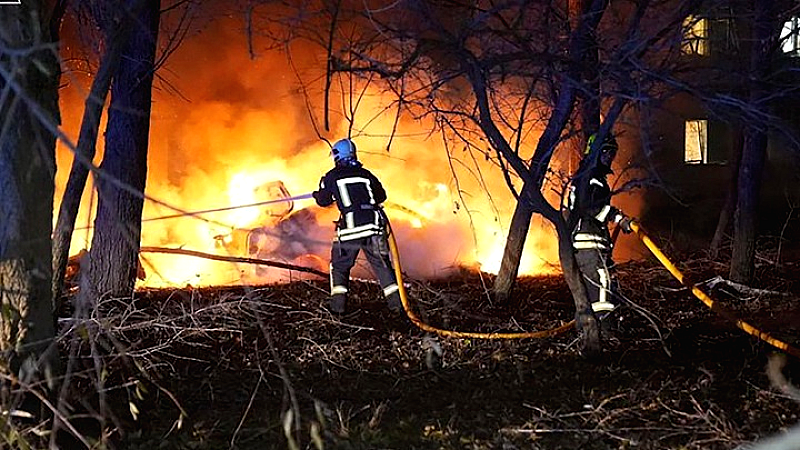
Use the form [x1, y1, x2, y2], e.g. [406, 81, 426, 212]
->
[329, 294, 347, 315]
[387, 291, 402, 313]
[383, 283, 402, 312]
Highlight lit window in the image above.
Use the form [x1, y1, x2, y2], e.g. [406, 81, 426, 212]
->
[781, 17, 800, 55]
[682, 16, 708, 56]
[685, 120, 708, 164]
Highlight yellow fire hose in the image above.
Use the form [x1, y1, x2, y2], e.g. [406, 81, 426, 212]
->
[386, 224, 575, 339]
[630, 221, 800, 358]
[385, 216, 799, 356]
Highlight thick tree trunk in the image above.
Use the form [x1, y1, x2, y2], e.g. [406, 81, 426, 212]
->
[80, 0, 160, 303]
[730, 0, 773, 284]
[52, 24, 132, 301]
[0, 0, 62, 394]
[730, 129, 767, 283]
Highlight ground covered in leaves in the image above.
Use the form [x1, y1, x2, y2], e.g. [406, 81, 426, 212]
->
[57, 242, 800, 449]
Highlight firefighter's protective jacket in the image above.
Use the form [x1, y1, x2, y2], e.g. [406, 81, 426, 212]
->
[567, 165, 624, 251]
[313, 162, 387, 241]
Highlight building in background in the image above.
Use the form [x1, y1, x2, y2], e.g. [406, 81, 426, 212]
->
[641, 3, 800, 240]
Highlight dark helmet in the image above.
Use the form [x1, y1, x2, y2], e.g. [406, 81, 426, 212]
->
[585, 133, 618, 168]
[331, 138, 357, 164]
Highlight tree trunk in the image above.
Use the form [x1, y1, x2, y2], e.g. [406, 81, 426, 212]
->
[0, 0, 62, 397]
[80, 0, 160, 303]
[730, 129, 767, 283]
[52, 21, 134, 301]
[492, 196, 533, 302]
[730, 0, 773, 284]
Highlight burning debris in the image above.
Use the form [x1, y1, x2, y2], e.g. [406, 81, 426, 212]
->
[213, 180, 329, 276]
[245, 208, 327, 274]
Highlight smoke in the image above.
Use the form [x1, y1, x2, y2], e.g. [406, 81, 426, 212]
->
[56, 13, 631, 287]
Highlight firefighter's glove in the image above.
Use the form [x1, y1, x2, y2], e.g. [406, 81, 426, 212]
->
[619, 217, 634, 234]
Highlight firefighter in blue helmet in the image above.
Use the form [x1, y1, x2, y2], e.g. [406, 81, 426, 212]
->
[313, 138, 402, 315]
[567, 133, 633, 323]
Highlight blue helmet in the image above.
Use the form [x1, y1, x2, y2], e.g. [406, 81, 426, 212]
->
[331, 138, 357, 164]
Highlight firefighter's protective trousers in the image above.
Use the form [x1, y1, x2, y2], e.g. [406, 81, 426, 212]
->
[329, 233, 401, 313]
[574, 247, 618, 314]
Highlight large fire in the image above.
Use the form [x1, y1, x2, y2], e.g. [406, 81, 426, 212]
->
[55, 17, 575, 288]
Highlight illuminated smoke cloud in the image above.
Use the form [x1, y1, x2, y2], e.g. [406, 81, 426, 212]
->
[55, 14, 642, 287]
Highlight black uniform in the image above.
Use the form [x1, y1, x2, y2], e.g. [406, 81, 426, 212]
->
[567, 162, 625, 316]
[313, 161, 401, 314]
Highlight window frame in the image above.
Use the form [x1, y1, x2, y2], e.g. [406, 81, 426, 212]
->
[682, 15, 709, 56]
[684, 119, 709, 164]
[781, 16, 800, 56]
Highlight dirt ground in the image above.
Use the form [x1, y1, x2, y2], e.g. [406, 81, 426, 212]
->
[57, 242, 800, 450]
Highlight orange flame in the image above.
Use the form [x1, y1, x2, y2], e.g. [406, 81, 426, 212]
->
[54, 18, 587, 288]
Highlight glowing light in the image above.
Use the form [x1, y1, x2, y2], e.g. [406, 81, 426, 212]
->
[54, 20, 584, 288]
[226, 173, 261, 227]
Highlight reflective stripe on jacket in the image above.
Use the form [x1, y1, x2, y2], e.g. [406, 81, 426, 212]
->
[567, 167, 622, 251]
[313, 163, 388, 241]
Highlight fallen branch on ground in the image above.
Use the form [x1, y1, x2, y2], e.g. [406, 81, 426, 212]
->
[701, 276, 791, 299]
[139, 246, 328, 279]
[654, 276, 791, 299]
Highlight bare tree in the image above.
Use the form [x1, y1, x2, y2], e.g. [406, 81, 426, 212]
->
[0, 0, 63, 418]
[689, 1, 800, 281]
[492, 0, 604, 303]
[250, 0, 711, 355]
[52, 0, 144, 302]
[729, 0, 780, 283]
[78, 0, 162, 304]
[652, 1, 800, 282]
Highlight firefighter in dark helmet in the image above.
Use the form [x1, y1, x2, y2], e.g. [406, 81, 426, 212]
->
[313, 138, 402, 315]
[567, 133, 633, 323]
